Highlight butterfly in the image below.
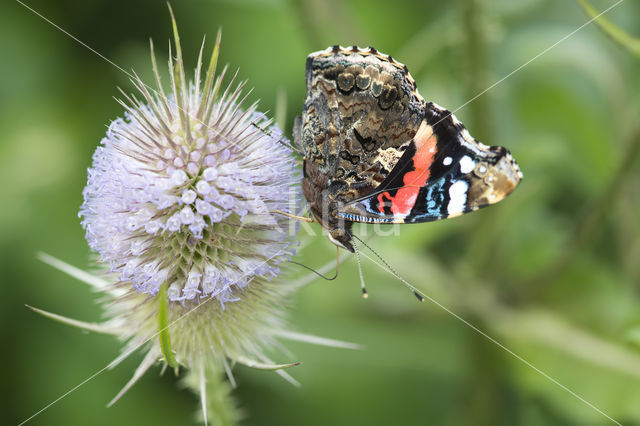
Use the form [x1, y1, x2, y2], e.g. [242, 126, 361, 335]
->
[294, 45, 522, 255]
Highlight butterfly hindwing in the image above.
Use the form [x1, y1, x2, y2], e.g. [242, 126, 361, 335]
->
[338, 102, 522, 224]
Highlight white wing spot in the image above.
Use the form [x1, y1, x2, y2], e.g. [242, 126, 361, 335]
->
[443, 157, 453, 166]
[447, 180, 468, 215]
[459, 156, 475, 174]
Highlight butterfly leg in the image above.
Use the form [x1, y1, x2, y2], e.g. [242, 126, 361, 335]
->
[270, 210, 314, 223]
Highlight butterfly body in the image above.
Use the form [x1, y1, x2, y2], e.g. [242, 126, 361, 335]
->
[296, 46, 522, 252]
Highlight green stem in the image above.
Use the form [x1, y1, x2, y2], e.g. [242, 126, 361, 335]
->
[462, 0, 500, 277]
[462, 0, 492, 140]
[461, 323, 516, 426]
[184, 363, 240, 426]
[578, 0, 640, 58]
[275, 86, 288, 134]
[158, 284, 179, 369]
[459, 1, 508, 425]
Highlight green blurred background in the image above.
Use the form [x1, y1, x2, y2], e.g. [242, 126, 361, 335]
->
[2, 0, 640, 425]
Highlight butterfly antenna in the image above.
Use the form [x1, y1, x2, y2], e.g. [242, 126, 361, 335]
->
[352, 241, 369, 299]
[351, 234, 425, 302]
[287, 245, 339, 281]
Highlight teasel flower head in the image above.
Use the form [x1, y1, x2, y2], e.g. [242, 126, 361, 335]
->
[28, 8, 359, 425]
[80, 23, 297, 306]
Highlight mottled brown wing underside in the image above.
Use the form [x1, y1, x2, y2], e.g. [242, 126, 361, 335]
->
[299, 46, 425, 205]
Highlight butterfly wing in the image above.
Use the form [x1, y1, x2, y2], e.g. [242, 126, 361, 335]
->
[299, 46, 425, 223]
[337, 102, 523, 224]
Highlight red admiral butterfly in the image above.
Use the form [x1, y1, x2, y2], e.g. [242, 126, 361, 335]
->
[294, 46, 522, 253]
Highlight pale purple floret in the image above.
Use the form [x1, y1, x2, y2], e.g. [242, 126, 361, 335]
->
[80, 87, 300, 305]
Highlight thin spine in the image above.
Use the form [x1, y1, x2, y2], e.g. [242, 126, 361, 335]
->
[269, 329, 363, 350]
[26, 305, 121, 335]
[107, 349, 158, 407]
[203, 65, 229, 126]
[222, 100, 260, 142]
[256, 353, 300, 387]
[111, 120, 156, 152]
[199, 363, 208, 426]
[149, 38, 174, 122]
[167, 4, 192, 144]
[216, 86, 253, 138]
[234, 355, 300, 371]
[198, 29, 222, 119]
[114, 91, 167, 150]
[193, 36, 207, 115]
[36, 252, 110, 290]
[130, 70, 175, 141]
[208, 69, 239, 128]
